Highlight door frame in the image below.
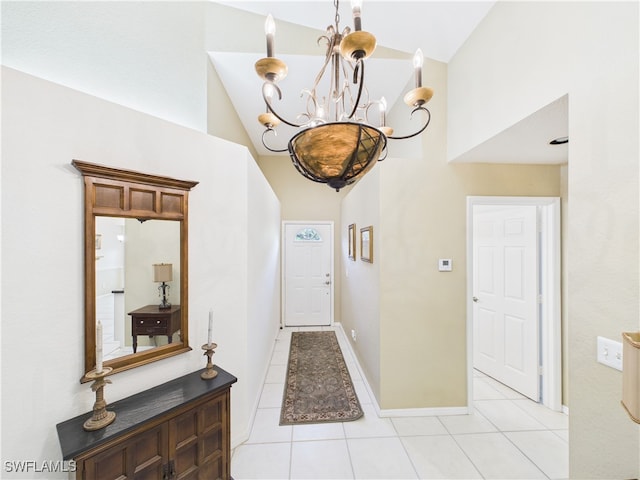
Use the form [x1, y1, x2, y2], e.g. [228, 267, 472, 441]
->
[466, 196, 562, 411]
[281, 221, 335, 328]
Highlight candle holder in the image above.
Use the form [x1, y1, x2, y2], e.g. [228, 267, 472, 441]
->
[201, 343, 218, 380]
[83, 367, 116, 431]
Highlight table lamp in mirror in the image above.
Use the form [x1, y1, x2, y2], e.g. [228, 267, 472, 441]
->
[153, 263, 173, 309]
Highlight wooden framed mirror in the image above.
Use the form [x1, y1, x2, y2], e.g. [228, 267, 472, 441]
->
[73, 160, 198, 381]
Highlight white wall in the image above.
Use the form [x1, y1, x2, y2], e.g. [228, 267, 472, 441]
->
[448, 2, 639, 477]
[447, 1, 570, 161]
[244, 150, 282, 441]
[1, 1, 208, 132]
[1, 67, 280, 475]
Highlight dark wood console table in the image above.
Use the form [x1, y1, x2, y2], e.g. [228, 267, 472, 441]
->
[129, 304, 181, 353]
[57, 367, 237, 479]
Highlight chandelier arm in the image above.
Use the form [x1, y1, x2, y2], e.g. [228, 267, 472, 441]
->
[337, 58, 354, 121]
[332, 49, 340, 121]
[363, 100, 380, 125]
[378, 144, 389, 162]
[261, 129, 289, 153]
[387, 106, 432, 140]
[313, 35, 335, 90]
[309, 33, 339, 120]
[345, 59, 365, 120]
[262, 83, 305, 129]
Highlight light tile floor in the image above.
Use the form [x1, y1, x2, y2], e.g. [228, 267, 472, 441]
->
[231, 326, 568, 480]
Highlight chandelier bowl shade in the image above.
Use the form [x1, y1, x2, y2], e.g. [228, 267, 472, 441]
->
[288, 122, 386, 191]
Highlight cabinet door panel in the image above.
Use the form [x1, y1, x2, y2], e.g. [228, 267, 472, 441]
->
[131, 423, 167, 479]
[83, 447, 128, 480]
[171, 409, 199, 479]
[81, 423, 167, 480]
[197, 455, 223, 480]
[170, 392, 228, 479]
[201, 394, 223, 466]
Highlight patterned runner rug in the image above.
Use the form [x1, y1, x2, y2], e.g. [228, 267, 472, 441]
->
[280, 331, 364, 425]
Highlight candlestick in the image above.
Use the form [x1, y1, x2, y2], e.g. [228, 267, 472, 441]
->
[83, 367, 116, 431]
[96, 320, 103, 374]
[201, 343, 218, 380]
[413, 48, 424, 88]
[265, 14, 275, 57]
[208, 309, 213, 346]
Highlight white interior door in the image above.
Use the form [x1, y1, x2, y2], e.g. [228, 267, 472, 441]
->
[284, 223, 333, 327]
[473, 205, 540, 401]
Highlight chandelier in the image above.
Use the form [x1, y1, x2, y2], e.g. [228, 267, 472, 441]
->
[254, 0, 433, 191]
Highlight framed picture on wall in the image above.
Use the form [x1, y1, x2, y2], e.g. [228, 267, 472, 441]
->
[348, 224, 356, 261]
[360, 226, 373, 263]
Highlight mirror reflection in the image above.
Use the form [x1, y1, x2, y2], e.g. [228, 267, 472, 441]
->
[95, 216, 181, 361]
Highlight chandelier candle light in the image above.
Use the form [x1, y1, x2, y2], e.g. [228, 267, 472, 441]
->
[255, 0, 433, 191]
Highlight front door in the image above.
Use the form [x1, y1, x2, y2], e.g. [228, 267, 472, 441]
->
[472, 205, 540, 401]
[283, 223, 333, 327]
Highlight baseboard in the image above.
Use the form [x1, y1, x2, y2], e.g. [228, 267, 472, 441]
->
[377, 406, 471, 417]
[334, 322, 471, 418]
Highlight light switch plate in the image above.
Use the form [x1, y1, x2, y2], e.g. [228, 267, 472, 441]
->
[597, 336, 623, 371]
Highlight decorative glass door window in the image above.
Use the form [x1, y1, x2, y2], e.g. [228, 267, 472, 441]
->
[295, 228, 322, 242]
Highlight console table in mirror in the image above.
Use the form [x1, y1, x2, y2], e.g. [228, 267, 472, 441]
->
[73, 160, 198, 381]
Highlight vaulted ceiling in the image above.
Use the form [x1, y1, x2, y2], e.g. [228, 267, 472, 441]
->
[211, 1, 568, 165]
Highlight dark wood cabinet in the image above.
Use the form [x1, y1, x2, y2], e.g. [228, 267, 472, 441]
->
[57, 368, 236, 480]
[129, 305, 182, 353]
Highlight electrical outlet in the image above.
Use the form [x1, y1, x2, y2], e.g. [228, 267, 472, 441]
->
[597, 336, 623, 371]
[351, 329, 357, 342]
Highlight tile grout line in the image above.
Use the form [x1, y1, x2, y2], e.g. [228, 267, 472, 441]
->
[392, 420, 423, 479]
[448, 431, 488, 480]
[499, 430, 552, 480]
[450, 396, 558, 479]
[341, 422, 357, 480]
[445, 395, 511, 480]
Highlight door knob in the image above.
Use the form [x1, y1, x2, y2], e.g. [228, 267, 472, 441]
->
[472, 296, 479, 303]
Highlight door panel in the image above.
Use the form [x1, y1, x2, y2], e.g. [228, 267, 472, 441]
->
[473, 205, 539, 401]
[284, 223, 332, 327]
[477, 308, 496, 360]
[504, 314, 525, 371]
